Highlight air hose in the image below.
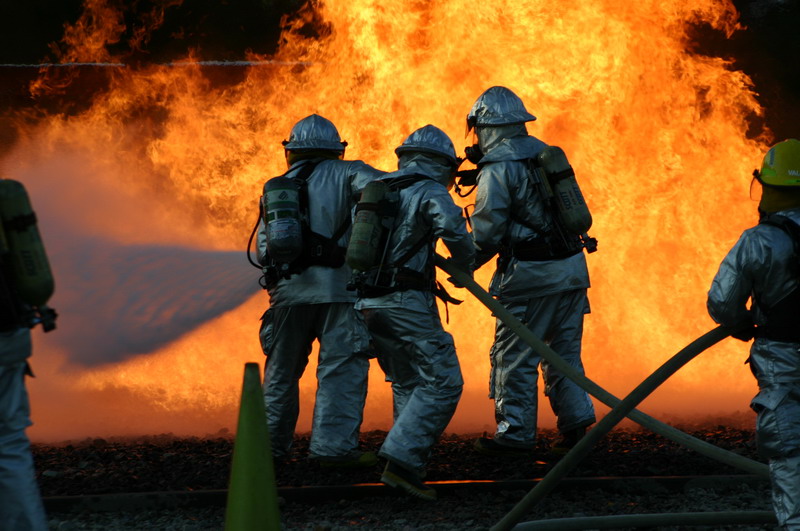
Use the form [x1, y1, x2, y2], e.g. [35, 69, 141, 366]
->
[433, 255, 767, 478]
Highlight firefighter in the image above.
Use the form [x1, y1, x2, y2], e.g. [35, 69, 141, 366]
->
[256, 114, 383, 467]
[352, 125, 475, 500]
[707, 139, 800, 530]
[1, 178, 56, 531]
[465, 86, 596, 457]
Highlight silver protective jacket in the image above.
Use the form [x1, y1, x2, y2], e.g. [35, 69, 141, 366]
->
[707, 207, 800, 528]
[257, 158, 384, 307]
[471, 135, 590, 301]
[707, 207, 800, 335]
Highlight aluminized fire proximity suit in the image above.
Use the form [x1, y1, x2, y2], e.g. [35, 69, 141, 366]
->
[256, 115, 383, 461]
[708, 206, 800, 529]
[468, 88, 596, 450]
[0, 327, 47, 531]
[355, 128, 475, 479]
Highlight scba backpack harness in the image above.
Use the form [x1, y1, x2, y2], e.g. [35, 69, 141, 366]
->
[756, 214, 800, 343]
[247, 160, 352, 289]
[455, 145, 597, 266]
[346, 175, 461, 306]
[507, 146, 598, 264]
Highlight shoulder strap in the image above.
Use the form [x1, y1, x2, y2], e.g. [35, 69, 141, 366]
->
[328, 212, 352, 245]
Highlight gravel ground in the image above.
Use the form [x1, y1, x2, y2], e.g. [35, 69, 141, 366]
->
[34, 423, 779, 530]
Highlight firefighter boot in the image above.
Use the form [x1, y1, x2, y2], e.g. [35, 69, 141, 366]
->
[549, 427, 587, 457]
[381, 460, 437, 501]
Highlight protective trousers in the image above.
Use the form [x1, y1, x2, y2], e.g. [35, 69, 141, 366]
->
[362, 300, 463, 476]
[490, 289, 595, 447]
[1, 329, 47, 531]
[748, 341, 800, 529]
[770, 456, 800, 530]
[260, 302, 370, 459]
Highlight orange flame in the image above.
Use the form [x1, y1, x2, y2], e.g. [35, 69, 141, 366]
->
[2, 0, 769, 442]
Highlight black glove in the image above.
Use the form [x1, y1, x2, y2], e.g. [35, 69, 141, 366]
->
[446, 276, 465, 289]
[730, 321, 756, 342]
[474, 248, 498, 270]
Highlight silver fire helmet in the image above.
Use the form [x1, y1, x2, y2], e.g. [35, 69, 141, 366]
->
[282, 114, 348, 152]
[466, 86, 537, 133]
[395, 124, 459, 167]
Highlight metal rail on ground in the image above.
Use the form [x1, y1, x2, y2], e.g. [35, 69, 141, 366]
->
[41, 474, 767, 513]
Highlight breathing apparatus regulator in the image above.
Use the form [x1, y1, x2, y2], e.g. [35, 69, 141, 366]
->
[453, 146, 482, 198]
[0, 179, 57, 332]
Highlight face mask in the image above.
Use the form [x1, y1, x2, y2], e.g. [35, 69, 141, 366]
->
[464, 144, 484, 165]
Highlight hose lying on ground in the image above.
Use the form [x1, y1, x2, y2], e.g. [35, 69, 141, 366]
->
[433, 254, 766, 479]
[510, 511, 776, 530]
[491, 326, 731, 530]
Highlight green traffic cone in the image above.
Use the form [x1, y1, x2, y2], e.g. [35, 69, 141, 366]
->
[224, 362, 281, 530]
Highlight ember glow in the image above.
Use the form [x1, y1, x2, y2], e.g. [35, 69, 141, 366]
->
[1, 0, 769, 442]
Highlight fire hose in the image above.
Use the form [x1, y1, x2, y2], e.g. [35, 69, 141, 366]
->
[491, 325, 746, 530]
[433, 255, 768, 529]
[510, 511, 776, 530]
[434, 255, 764, 475]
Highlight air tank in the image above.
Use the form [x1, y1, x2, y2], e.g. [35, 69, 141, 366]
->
[0, 179, 55, 307]
[536, 146, 593, 235]
[263, 177, 303, 264]
[346, 180, 390, 273]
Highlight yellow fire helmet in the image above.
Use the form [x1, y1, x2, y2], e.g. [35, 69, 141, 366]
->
[756, 138, 800, 187]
